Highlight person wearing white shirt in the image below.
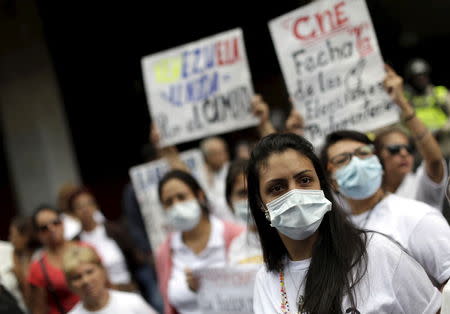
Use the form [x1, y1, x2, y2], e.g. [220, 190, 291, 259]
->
[225, 159, 263, 265]
[200, 137, 235, 221]
[371, 65, 448, 211]
[320, 127, 450, 287]
[63, 245, 157, 314]
[374, 128, 447, 211]
[247, 133, 440, 313]
[156, 170, 243, 314]
[320, 66, 450, 285]
[67, 187, 139, 292]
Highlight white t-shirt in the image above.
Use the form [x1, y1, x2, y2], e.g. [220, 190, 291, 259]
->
[63, 211, 105, 240]
[396, 160, 448, 211]
[350, 193, 450, 284]
[228, 230, 263, 266]
[0, 241, 27, 312]
[442, 281, 450, 314]
[80, 224, 131, 285]
[253, 233, 441, 314]
[68, 290, 157, 314]
[168, 216, 227, 314]
[203, 163, 235, 222]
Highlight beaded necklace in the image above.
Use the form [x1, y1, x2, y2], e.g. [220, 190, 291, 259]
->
[279, 270, 304, 314]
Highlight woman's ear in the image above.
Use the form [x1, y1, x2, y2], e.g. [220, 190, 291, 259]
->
[197, 191, 207, 205]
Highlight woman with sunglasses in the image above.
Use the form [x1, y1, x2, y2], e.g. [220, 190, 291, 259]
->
[27, 206, 88, 314]
[250, 133, 440, 313]
[373, 66, 448, 210]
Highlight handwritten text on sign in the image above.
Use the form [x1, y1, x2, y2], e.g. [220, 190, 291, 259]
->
[129, 150, 207, 253]
[195, 266, 259, 314]
[269, 0, 398, 147]
[141, 29, 258, 147]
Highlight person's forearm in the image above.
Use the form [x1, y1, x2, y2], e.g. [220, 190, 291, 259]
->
[258, 121, 276, 138]
[399, 97, 444, 182]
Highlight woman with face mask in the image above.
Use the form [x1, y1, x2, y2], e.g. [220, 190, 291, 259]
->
[156, 170, 244, 314]
[249, 133, 440, 313]
[320, 129, 450, 289]
[225, 159, 263, 265]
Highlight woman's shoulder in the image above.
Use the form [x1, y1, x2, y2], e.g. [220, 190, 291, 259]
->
[109, 290, 150, 309]
[365, 232, 403, 259]
[380, 194, 437, 222]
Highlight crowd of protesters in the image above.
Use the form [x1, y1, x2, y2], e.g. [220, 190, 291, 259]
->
[1, 58, 450, 314]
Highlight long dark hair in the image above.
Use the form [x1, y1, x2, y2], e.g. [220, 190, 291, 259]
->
[247, 133, 367, 313]
[225, 158, 249, 208]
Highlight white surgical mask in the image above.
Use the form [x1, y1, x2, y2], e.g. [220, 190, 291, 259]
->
[266, 189, 332, 240]
[165, 199, 202, 231]
[233, 199, 250, 224]
[334, 155, 383, 200]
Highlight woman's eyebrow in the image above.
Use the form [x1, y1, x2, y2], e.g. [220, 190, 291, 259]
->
[293, 170, 313, 179]
[264, 178, 285, 186]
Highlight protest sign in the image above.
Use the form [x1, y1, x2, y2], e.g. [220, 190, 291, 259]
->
[269, 0, 399, 147]
[195, 266, 259, 314]
[141, 28, 258, 147]
[129, 149, 207, 253]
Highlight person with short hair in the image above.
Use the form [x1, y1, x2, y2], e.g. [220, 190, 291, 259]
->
[156, 170, 243, 314]
[248, 133, 440, 313]
[199, 136, 233, 221]
[320, 128, 450, 288]
[63, 245, 157, 314]
[66, 187, 143, 293]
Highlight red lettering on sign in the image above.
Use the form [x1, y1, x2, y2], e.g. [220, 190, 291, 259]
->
[293, 16, 315, 40]
[215, 37, 240, 66]
[292, 1, 349, 41]
[335, 1, 348, 26]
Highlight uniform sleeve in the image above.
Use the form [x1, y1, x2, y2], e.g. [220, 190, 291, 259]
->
[415, 160, 448, 211]
[393, 250, 442, 314]
[408, 211, 450, 284]
[27, 260, 45, 287]
[253, 268, 277, 314]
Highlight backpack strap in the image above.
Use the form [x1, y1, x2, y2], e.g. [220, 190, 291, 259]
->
[39, 257, 66, 314]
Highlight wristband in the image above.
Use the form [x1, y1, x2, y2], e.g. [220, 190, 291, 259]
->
[403, 111, 416, 123]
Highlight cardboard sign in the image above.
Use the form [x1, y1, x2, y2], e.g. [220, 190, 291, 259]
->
[129, 149, 207, 252]
[195, 266, 259, 314]
[141, 28, 258, 147]
[269, 0, 399, 147]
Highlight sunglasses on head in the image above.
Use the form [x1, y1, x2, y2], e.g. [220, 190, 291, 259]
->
[385, 144, 413, 155]
[37, 218, 62, 233]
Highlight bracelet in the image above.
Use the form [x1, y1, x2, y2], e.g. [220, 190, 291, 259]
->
[403, 111, 416, 123]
